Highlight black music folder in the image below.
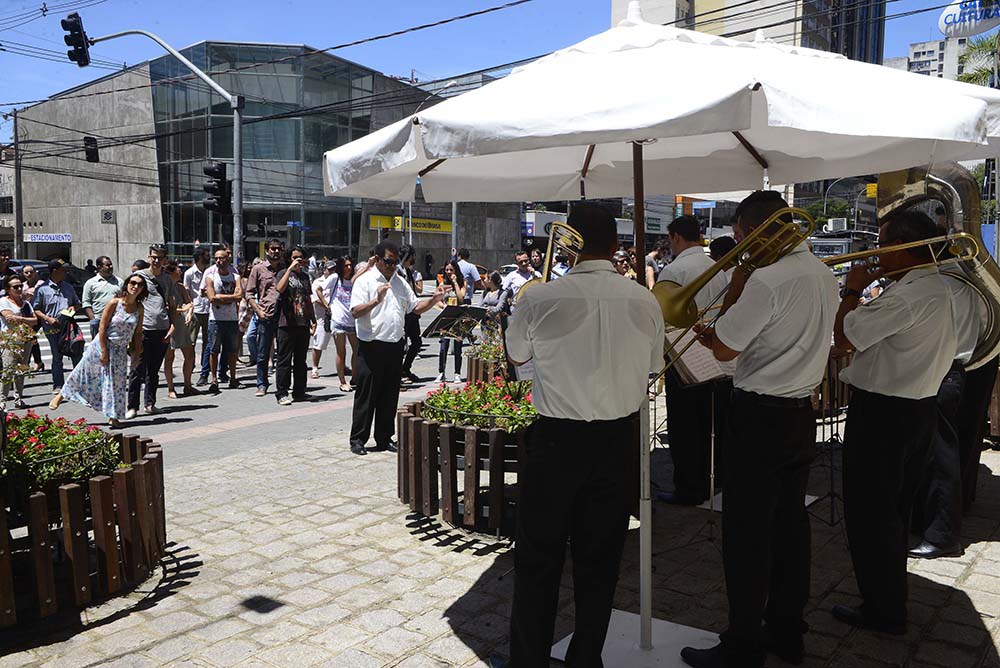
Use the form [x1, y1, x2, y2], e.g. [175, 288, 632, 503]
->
[422, 305, 489, 341]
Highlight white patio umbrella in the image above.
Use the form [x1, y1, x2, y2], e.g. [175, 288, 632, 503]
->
[323, 3, 1000, 664]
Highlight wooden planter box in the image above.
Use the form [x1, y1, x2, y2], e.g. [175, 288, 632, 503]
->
[1, 433, 166, 627]
[396, 402, 525, 536]
[466, 355, 502, 384]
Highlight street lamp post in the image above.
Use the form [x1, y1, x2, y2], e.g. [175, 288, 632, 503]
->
[823, 176, 849, 216]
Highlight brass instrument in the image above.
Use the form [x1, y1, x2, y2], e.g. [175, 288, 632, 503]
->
[821, 232, 981, 280]
[514, 221, 585, 302]
[650, 206, 816, 382]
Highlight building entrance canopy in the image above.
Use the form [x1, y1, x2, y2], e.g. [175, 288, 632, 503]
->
[324, 3, 1000, 204]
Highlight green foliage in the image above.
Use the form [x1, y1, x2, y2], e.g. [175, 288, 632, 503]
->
[422, 377, 537, 432]
[958, 34, 998, 86]
[469, 321, 508, 378]
[803, 197, 849, 225]
[0, 323, 36, 393]
[2, 412, 121, 492]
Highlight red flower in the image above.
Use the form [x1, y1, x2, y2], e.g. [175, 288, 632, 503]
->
[34, 442, 44, 451]
[19, 445, 28, 455]
[25, 409, 37, 419]
[35, 425, 48, 434]
[65, 427, 78, 436]
[86, 426, 100, 433]
[73, 418, 86, 426]
[27, 436, 38, 444]
[5, 413, 15, 422]
[8, 429, 17, 439]
[526, 393, 532, 402]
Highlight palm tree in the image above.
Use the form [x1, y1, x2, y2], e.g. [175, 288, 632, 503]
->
[958, 33, 999, 86]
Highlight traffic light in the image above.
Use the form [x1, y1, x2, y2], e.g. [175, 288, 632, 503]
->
[61, 13, 91, 68]
[203, 162, 232, 216]
[83, 136, 99, 163]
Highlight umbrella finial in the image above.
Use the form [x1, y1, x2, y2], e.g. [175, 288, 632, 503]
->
[621, 0, 645, 26]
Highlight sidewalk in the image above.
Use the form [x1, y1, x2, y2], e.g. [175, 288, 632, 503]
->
[3, 430, 1000, 667]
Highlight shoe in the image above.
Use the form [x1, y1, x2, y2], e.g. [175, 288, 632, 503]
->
[310, 370, 320, 379]
[340, 383, 352, 392]
[13, 399, 26, 409]
[292, 393, 309, 401]
[195, 376, 209, 387]
[404, 372, 419, 383]
[31, 363, 44, 372]
[143, 405, 161, 415]
[109, 418, 122, 429]
[48, 395, 61, 411]
[370, 441, 398, 453]
[125, 408, 138, 420]
[680, 643, 726, 668]
[434, 373, 444, 383]
[350, 443, 367, 456]
[400, 375, 412, 385]
[167, 391, 179, 400]
[908, 540, 963, 560]
[277, 396, 293, 406]
[228, 379, 242, 390]
[831, 605, 905, 635]
[657, 492, 703, 506]
[487, 658, 507, 668]
[209, 382, 219, 393]
[184, 386, 201, 396]
[255, 387, 266, 397]
[453, 374, 462, 384]
[763, 625, 805, 665]
[219, 376, 230, 384]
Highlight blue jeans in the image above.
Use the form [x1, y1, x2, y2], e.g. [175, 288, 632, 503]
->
[255, 316, 277, 389]
[90, 318, 100, 339]
[200, 317, 227, 381]
[245, 313, 259, 366]
[46, 332, 83, 390]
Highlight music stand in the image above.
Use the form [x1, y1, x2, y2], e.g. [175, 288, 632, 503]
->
[422, 305, 489, 342]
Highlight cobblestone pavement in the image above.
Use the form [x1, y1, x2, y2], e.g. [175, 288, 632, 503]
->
[3, 421, 1000, 666]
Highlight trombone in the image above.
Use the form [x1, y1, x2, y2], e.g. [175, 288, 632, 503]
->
[514, 221, 585, 303]
[820, 232, 980, 279]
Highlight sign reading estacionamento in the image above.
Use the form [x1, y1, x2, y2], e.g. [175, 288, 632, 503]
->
[26, 233, 72, 243]
[369, 214, 453, 234]
[939, 0, 1000, 38]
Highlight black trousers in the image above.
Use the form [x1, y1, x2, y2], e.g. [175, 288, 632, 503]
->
[913, 362, 965, 547]
[275, 325, 310, 399]
[401, 312, 422, 374]
[959, 356, 999, 511]
[719, 390, 815, 667]
[843, 388, 937, 626]
[509, 414, 634, 668]
[664, 368, 729, 502]
[349, 338, 405, 448]
[438, 338, 463, 374]
[127, 329, 169, 410]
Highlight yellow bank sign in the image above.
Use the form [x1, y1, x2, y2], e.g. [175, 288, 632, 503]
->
[369, 215, 453, 235]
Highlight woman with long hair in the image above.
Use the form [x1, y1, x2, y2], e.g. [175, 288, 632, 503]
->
[52, 273, 147, 428]
[20, 265, 44, 372]
[328, 255, 360, 393]
[434, 260, 467, 384]
[163, 260, 198, 398]
[0, 273, 38, 408]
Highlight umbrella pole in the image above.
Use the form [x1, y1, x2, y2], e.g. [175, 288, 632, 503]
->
[633, 141, 653, 651]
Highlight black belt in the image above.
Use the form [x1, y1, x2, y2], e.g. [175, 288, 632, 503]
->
[733, 388, 812, 409]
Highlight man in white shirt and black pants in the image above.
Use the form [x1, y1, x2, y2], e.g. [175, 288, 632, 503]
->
[657, 215, 729, 505]
[682, 191, 839, 668]
[498, 203, 663, 668]
[832, 209, 957, 635]
[348, 241, 445, 456]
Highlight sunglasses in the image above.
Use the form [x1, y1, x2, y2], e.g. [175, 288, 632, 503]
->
[8, 284, 22, 290]
[214, 256, 228, 261]
[127, 280, 144, 287]
[380, 257, 399, 266]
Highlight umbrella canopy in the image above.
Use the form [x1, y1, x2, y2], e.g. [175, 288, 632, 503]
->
[323, 3, 1000, 203]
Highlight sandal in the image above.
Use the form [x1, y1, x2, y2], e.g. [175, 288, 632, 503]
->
[48, 395, 61, 411]
[340, 383, 352, 392]
[311, 370, 321, 379]
[167, 391, 179, 399]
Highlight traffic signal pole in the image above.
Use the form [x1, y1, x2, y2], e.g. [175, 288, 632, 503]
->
[86, 28, 244, 263]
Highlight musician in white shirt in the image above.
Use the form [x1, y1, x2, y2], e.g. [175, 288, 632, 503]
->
[656, 215, 729, 506]
[500, 202, 663, 668]
[832, 209, 957, 636]
[682, 191, 838, 668]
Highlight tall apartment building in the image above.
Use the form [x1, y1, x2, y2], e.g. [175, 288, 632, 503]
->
[886, 37, 970, 80]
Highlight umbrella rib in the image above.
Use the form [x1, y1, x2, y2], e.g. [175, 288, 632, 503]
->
[419, 159, 447, 177]
[580, 144, 596, 200]
[732, 131, 769, 169]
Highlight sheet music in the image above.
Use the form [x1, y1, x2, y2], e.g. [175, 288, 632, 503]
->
[666, 328, 728, 386]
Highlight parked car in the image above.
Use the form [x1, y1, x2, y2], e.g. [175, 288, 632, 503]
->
[9, 258, 86, 302]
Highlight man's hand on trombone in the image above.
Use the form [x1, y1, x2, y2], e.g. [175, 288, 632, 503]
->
[693, 322, 715, 350]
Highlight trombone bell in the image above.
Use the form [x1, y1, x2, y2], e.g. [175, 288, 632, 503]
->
[652, 281, 699, 329]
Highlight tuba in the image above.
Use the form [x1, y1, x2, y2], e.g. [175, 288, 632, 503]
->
[875, 162, 1000, 369]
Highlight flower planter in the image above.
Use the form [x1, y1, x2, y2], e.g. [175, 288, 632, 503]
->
[466, 355, 502, 385]
[0, 433, 166, 627]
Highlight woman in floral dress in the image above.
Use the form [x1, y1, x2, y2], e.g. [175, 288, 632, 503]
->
[52, 273, 147, 428]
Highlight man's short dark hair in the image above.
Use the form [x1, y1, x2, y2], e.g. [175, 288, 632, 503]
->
[514, 250, 529, 260]
[458, 248, 471, 260]
[374, 240, 400, 258]
[192, 247, 210, 264]
[668, 215, 701, 242]
[709, 236, 737, 261]
[133, 259, 149, 270]
[148, 243, 167, 255]
[399, 244, 415, 262]
[733, 190, 790, 233]
[567, 202, 617, 255]
[266, 238, 285, 250]
[881, 209, 938, 261]
[96, 255, 112, 267]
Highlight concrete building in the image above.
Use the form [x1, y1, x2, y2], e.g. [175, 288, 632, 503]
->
[15, 41, 520, 271]
[889, 37, 970, 79]
[0, 154, 14, 248]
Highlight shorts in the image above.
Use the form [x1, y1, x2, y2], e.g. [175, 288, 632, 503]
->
[332, 323, 355, 336]
[209, 320, 241, 356]
[311, 328, 332, 351]
[170, 316, 196, 350]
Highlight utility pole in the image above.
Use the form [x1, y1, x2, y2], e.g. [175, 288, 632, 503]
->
[12, 110, 24, 258]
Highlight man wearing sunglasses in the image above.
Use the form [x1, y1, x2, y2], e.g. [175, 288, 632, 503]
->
[348, 240, 446, 456]
[501, 250, 541, 309]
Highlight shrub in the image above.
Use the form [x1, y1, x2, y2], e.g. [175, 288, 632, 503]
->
[422, 377, 536, 432]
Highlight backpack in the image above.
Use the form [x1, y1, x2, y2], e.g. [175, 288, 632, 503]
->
[57, 314, 84, 359]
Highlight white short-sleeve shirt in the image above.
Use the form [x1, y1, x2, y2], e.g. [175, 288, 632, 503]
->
[350, 267, 418, 342]
[942, 271, 986, 366]
[840, 266, 958, 400]
[657, 245, 728, 310]
[714, 243, 839, 398]
[505, 260, 664, 421]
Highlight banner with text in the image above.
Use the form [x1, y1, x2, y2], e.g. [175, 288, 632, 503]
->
[370, 215, 453, 235]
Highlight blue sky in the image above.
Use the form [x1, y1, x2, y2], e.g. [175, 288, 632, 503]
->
[0, 0, 966, 142]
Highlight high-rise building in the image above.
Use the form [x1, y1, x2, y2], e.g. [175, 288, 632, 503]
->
[886, 36, 971, 80]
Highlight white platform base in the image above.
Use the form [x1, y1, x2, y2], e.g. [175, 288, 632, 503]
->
[551, 609, 717, 666]
[697, 492, 819, 512]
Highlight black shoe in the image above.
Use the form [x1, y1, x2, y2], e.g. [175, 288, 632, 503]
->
[487, 657, 508, 668]
[369, 441, 398, 453]
[209, 382, 219, 393]
[831, 605, 905, 635]
[195, 376, 209, 387]
[763, 626, 804, 665]
[292, 392, 309, 401]
[657, 492, 703, 506]
[908, 540, 962, 560]
[350, 443, 367, 456]
[680, 643, 726, 668]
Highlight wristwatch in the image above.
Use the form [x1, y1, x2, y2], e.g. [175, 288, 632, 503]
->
[840, 286, 863, 299]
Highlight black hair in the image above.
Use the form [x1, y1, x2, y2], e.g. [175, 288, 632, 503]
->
[95, 255, 112, 267]
[458, 248, 471, 260]
[881, 209, 938, 262]
[488, 270, 502, 289]
[733, 190, 790, 233]
[265, 238, 285, 251]
[334, 255, 355, 279]
[132, 259, 149, 270]
[374, 240, 400, 258]
[566, 202, 617, 255]
[399, 244, 416, 262]
[118, 272, 149, 302]
[192, 247, 210, 264]
[668, 215, 701, 242]
[286, 245, 307, 263]
[514, 249, 530, 260]
[443, 260, 465, 289]
[148, 243, 167, 255]
[709, 236, 737, 261]
[3, 274, 21, 290]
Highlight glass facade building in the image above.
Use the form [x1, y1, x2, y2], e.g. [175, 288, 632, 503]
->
[148, 42, 420, 260]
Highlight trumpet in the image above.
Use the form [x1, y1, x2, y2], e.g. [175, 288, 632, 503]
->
[514, 221, 585, 303]
[821, 232, 981, 280]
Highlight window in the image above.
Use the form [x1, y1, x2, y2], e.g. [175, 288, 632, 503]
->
[959, 38, 967, 45]
[939, 53, 944, 61]
[0, 197, 12, 215]
[939, 41, 945, 50]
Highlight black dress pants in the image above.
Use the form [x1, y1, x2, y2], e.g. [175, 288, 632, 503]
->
[958, 356, 999, 511]
[843, 388, 937, 626]
[349, 338, 405, 449]
[401, 312, 422, 374]
[664, 368, 728, 502]
[275, 325, 310, 399]
[719, 390, 816, 667]
[127, 329, 169, 410]
[913, 362, 965, 547]
[509, 414, 634, 668]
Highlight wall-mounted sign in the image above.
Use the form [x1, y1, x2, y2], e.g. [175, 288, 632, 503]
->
[101, 209, 117, 225]
[369, 214, 452, 234]
[939, 0, 1000, 38]
[26, 233, 72, 243]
